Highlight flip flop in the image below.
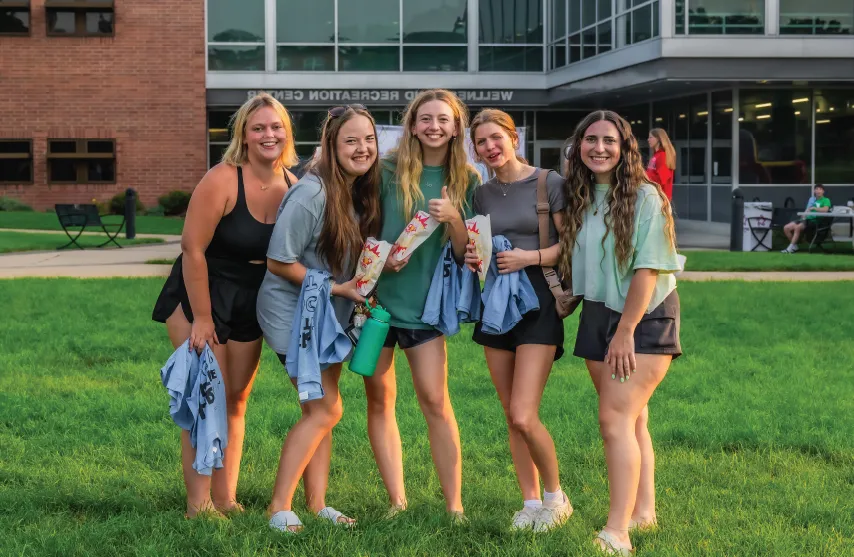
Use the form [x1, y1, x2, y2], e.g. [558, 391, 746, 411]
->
[317, 506, 356, 528]
[269, 510, 303, 534]
[594, 530, 634, 556]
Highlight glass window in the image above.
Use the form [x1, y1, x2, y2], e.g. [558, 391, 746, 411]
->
[208, 46, 265, 71]
[712, 90, 733, 185]
[1, 10, 30, 34]
[338, 46, 399, 71]
[598, 22, 612, 53]
[209, 144, 227, 168]
[617, 13, 631, 47]
[277, 46, 335, 71]
[338, 0, 399, 43]
[551, 0, 566, 39]
[569, 32, 581, 62]
[404, 0, 467, 43]
[652, 1, 659, 37]
[675, 0, 685, 33]
[0, 140, 32, 184]
[290, 111, 327, 144]
[598, 0, 612, 21]
[780, 0, 853, 35]
[739, 90, 812, 185]
[479, 0, 543, 44]
[549, 41, 567, 70]
[85, 12, 113, 35]
[632, 4, 652, 43]
[814, 90, 854, 184]
[49, 160, 77, 182]
[688, 94, 708, 185]
[403, 46, 467, 71]
[479, 46, 543, 71]
[209, 110, 234, 143]
[276, 0, 334, 43]
[582, 27, 596, 58]
[569, 0, 581, 33]
[686, 0, 764, 35]
[47, 11, 75, 34]
[582, 0, 596, 28]
[207, 0, 264, 42]
[535, 111, 584, 140]
[617, 104, 650, 150]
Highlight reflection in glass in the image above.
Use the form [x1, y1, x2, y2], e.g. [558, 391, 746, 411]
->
[338, 46, 399, 71]
[582, 0, 596, 28]
[208, 46, 265, 71]
[207, 0, 264, 42]
[479, 46, 543, 71]
[277, 46, 335, 71]
[814, 91, 854, 183]
[479, 0, 543, 44]
[675, 0, 685, 33]
[632, 4, 652, 43]
[208, 111, 234, 142]
[404, 0, 467, 43]
[85, 12, 113, 34]
[551, 0, 565, 39]
[277, 0, 334, 43]
[47, 11, 75, 34]
[338, 0, 399, 43]
[780, 0, 853, 34]
[686, 0, 764, 35]
[0, 10, 29, 34]
[598, 0, 611, 21]
[403, 46, 467, 71]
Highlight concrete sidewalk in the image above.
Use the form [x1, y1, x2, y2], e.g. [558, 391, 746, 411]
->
[0, 241, 181, 278]
[0, 228, 181, 242]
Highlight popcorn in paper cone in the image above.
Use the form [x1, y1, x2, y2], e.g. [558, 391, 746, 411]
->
[391, 210, 440, 261]
[466, 214, 492, 281]
[354, 237, 392, 296]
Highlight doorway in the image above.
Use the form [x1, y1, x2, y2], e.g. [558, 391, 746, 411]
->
[534, 140, 568, 174]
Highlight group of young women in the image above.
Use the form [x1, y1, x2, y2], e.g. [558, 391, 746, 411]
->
[152, 89, 682, 555]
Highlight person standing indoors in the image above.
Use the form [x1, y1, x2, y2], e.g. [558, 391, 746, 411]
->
[645, 128, 676, 201]
[559, 111, 682, 555]
[258, 104, 381, 533]
[367, 89, 480, 521]
[466, 109, 574, 532]
[152, 92, 297, 518]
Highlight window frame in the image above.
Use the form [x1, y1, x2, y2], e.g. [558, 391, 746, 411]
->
[44, 0, 115, 38]
[47, 138, 117, 185]
[0, 0, 31, 37]
[0, 139, 34, 184]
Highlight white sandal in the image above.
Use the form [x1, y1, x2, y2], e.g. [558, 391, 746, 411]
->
[269, 510, 303, 534]
[317, 506, 356, 528]
[594, 530, 634, 556]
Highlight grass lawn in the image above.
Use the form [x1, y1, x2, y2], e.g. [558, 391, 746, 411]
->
[1, 280, 852, 556]
[683, 249, 854, 272]
[0, 231, 163, 253]
[0, 211, 184, 235]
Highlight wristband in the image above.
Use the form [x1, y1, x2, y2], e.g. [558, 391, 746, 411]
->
[538, 250, 542, 265]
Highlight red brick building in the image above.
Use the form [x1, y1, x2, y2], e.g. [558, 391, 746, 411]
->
[0, 0, 206, 210]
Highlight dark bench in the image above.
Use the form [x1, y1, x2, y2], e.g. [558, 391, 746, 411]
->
[54, 204, 126, 249]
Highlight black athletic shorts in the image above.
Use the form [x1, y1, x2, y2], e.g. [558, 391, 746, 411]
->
[383, 326, 443, 350]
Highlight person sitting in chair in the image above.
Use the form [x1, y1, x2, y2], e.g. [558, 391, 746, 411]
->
[781, 184, 831, 253]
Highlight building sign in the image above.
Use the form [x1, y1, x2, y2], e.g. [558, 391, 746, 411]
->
[207, 88, 551, 107]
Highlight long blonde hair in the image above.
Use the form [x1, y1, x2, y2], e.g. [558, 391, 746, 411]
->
[649, 127, 676, 170]
[469, 109, 528, 175]
[386, 89, 475, 218]
[222, 92, 299, 169]
[559, 111, 676, 278]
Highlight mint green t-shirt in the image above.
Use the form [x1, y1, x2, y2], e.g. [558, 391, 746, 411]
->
[572, 183, 681, 314]
[805, 196, 831, 221]
[376, 161, 479, 329]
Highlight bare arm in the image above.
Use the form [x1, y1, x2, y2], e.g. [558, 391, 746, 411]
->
[492, 211, 565, 273]
[267, 256, 364, 303]
[606, 268, 659, 381]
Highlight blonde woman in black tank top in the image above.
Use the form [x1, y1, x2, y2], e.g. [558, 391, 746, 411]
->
[152, 93, 298, 518]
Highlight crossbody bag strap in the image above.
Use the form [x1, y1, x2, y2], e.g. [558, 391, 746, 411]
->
[535, 170, 566, 296]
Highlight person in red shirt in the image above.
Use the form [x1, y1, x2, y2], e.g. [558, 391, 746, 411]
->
[646, 128, 676, 200]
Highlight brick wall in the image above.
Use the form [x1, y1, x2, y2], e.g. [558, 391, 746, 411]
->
[0, 0, 207, 210]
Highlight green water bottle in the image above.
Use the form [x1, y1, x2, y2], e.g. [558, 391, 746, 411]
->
[349, 305, 390, 377]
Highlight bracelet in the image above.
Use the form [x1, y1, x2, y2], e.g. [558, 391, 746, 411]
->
[538, 249, 542, 265]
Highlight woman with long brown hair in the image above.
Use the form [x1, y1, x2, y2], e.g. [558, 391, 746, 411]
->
[152, 92, 297, 518]
[257, 104, 381, 533]
[646, 128, 676, 200]
[366, 89, 480, 520]
[559, 111, 682, 555]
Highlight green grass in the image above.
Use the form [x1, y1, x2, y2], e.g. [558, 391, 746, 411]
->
[1, 279, 853, 556]
[0, 211, 184, 235]
[0, 231, 164, 253]
[145, 258, 177, 265]
[683, 249, 854, 272]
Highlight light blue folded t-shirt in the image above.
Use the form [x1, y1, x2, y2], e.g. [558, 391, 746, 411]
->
[480, 235, 539, 335]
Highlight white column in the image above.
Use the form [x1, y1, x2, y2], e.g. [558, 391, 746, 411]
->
[265, 0, 277, 72]
[766, 0, 780, 35]
[468, 0, 479, 72]
[616, 0, 629, 47]
[660, 0, 674, 38]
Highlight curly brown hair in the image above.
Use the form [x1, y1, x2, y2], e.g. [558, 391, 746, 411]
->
[558, 110, 675, 279]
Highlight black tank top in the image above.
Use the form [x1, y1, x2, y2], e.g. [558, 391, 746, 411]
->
[206, 166, 291, 262]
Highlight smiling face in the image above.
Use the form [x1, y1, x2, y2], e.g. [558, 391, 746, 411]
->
[473, 122, 517, 170]
[411, 100, 457, 152]
[243, 106, 287, 164]
[335, 114, 377, 182]
[581, 119, 622, 182]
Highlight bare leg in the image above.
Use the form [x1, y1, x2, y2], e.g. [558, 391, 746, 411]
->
[792, 222, 805, 245]
[302, 430, 332, 513]
[363, 347, 407, 508]
[406, 336, 463, 513]
[485, 347, 540, 501]
[783, 222, 794, 242]
[631, 405, 657, 526]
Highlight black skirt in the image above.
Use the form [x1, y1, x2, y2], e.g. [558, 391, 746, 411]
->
[573, 290, 682, 362]
[473, 266, 565, 361]
[152, 254, 267, 343]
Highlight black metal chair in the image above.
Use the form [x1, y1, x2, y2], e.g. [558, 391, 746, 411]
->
[54, 204, 125, 249]
[806, 213, 837, 254]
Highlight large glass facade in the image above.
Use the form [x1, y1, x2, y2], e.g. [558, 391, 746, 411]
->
[479, 0, 544, 71]
[780, 0, 853, 34]
[675, 0, 764, 35]
[814, 90, 854, 184]
[208, 0, 265, 71]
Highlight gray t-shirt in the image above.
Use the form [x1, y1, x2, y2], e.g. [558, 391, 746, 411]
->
[473, 168, 565, 251]
[256, 173, 354, 355]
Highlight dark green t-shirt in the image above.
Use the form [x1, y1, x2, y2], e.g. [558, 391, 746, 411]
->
[376, 161, 479, 329]
[805, 196, 831, 221]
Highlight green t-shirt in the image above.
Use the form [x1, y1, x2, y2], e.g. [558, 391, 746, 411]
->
[376, 161, 479, 329]
[805, 196, 831, 221]
[571, 183, 681, 314]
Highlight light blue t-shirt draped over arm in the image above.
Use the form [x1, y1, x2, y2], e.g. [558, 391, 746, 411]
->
[256, 173, 355, 355]
[480, 235, 539, 335]
[421, 241, 481, 336]
[571, 183, 681, 314]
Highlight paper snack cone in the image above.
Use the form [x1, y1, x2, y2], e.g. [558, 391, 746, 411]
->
[465, 214, 492, 281]
[391, 210, 440, 261]
[355, 237, 393, 295]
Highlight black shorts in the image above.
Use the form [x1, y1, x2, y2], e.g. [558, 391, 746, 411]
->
[573, 291, 682, 362]
[472, 267, 565, 361]
[152, 254, 266, 343]
[383, 326, 443, 350]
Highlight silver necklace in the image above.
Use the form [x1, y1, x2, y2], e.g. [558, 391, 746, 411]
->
[593, 199, 606, 216]
[496, 168, 525, 197]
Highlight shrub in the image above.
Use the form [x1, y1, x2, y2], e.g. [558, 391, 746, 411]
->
[158, 190, 191, 216]
[145, 204, 165, 217]
[109, 192, 145, 215]
[0, 197, 34, 212]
